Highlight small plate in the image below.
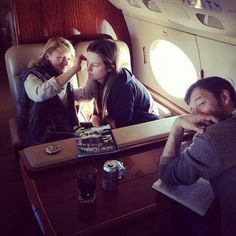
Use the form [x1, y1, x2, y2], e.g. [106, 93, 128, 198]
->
[44, 144, 61, 155]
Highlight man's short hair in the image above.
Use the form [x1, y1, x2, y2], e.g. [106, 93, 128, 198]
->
[184, 76, 236, 106]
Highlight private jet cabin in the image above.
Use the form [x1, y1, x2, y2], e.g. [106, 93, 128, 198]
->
[1, 0, 236, 235]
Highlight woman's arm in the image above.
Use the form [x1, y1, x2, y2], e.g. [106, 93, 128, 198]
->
[25, 55, 85, 102]
[24, 74, 65, 102]
[74, 79, 94, 101]
[53, 55, 82, 86]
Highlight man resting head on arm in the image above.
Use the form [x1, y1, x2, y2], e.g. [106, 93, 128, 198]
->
[160, 76, 236, 236]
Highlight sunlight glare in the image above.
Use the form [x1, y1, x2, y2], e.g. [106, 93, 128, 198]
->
[150, 40, 197, 98]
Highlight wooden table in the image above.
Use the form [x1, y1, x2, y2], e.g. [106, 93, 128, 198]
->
[20, 141, 172, 236]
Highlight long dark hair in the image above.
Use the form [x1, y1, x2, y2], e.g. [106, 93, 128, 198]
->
[87, 39, 122, 120]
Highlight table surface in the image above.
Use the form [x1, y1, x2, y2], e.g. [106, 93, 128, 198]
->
[20, 141, 172, 236]
[21, 116, 177, 169]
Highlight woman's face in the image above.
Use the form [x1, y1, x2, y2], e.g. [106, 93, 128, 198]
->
[86, 52, 110, 82]
[46, 47, 73, 73]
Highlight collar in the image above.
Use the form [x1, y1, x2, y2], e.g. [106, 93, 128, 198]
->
[232, 109, 236, 117]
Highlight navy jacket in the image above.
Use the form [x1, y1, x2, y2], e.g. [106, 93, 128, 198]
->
[19, 63, 78, 147]
[106, 68, 159, 128]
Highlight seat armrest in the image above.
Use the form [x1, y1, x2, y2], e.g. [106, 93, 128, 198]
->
[9, 118, 23, 156]
[113, 116, 178, 149]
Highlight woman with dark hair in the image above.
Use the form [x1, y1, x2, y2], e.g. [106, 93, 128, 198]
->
[85, 39, 159, 128]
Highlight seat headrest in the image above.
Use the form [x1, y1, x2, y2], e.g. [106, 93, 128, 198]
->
[5, 44, 45, 116]
[74, 40, 131, 86]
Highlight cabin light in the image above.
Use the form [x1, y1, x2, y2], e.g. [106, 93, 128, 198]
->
[142, 0, 161, 12]
[203, 14, 208, 25]
[196, 13, 224, 30]
[183, 0, 221, 12]
[127, 0, 141, 8]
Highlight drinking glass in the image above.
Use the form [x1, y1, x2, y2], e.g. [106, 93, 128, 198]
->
[77, 165, 97, 204]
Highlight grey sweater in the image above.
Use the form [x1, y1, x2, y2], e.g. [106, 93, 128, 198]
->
[160, 115, 236, 236]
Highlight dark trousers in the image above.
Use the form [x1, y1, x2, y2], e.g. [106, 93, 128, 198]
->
[169, 199, 221, 236]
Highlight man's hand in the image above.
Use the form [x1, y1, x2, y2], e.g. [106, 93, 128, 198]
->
[161, 114, 218, 163]
[176, 114, 219, 134]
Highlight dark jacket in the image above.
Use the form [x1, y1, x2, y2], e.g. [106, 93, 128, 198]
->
[19, 63, 78, 147]
[106, 68, 159, 128]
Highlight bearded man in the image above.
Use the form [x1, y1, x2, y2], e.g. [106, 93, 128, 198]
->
[160, 76, 236, 236]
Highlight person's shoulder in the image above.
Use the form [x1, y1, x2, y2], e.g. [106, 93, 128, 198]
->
[19, 66, 37, 82]
[119, 68, 135, 81]
[120, 68, 144, 87]
[112, 68, 129, 86]
[197, 117, 236, 143]
[112, 68, 144, 93]
[207, 116, 236, 131]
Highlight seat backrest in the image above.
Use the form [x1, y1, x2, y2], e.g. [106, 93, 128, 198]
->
[74, 40, 131, 87]
[5, 44, 45, 118]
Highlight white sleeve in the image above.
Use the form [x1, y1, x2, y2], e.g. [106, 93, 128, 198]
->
[24, 73, 63, 102]
[74, 79, 94, 101]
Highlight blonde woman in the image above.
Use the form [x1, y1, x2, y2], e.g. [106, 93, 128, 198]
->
[19, 37, 91, 147]
[85, 39, 159, 128]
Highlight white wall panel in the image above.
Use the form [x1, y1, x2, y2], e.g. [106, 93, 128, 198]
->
[197, 36, 236, 85]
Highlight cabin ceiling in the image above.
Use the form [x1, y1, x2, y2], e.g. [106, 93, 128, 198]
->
[109, 0, 236, 38]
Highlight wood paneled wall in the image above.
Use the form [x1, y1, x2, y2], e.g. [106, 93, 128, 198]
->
[11, 0, 132, 52]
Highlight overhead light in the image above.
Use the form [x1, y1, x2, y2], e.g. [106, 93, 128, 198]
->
[127, 0, 141, 8]
[143, 0, 161, 12]
[196, 13, 224, 29]
[183, 0, 221, 12]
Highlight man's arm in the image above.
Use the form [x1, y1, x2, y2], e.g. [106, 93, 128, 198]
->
[161, 114, 218, 164]
[108, 85, 135, 128]
[161, 118, 184, 163]
[160, 114, 219, 185]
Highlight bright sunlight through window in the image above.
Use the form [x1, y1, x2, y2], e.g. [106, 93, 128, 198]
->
[150, 40, 197, 98]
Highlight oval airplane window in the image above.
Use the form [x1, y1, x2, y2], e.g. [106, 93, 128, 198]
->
[150, 40, 197, 98]
[97, 19, 117, 39]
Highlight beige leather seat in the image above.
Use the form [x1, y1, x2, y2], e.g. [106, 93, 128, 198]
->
[5, 44, 45, 155]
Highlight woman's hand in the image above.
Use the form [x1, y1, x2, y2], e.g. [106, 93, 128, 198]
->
[73, 55, 87, 72]
[91, 115, 103, 127]
[104, 117, 116, 129]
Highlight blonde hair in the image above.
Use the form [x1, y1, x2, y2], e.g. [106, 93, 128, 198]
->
[87, 39, 122, 121]
[31, 37, 75, 67]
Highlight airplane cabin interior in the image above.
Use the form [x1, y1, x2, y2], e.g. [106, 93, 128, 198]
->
[0, 0, 236, 235]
